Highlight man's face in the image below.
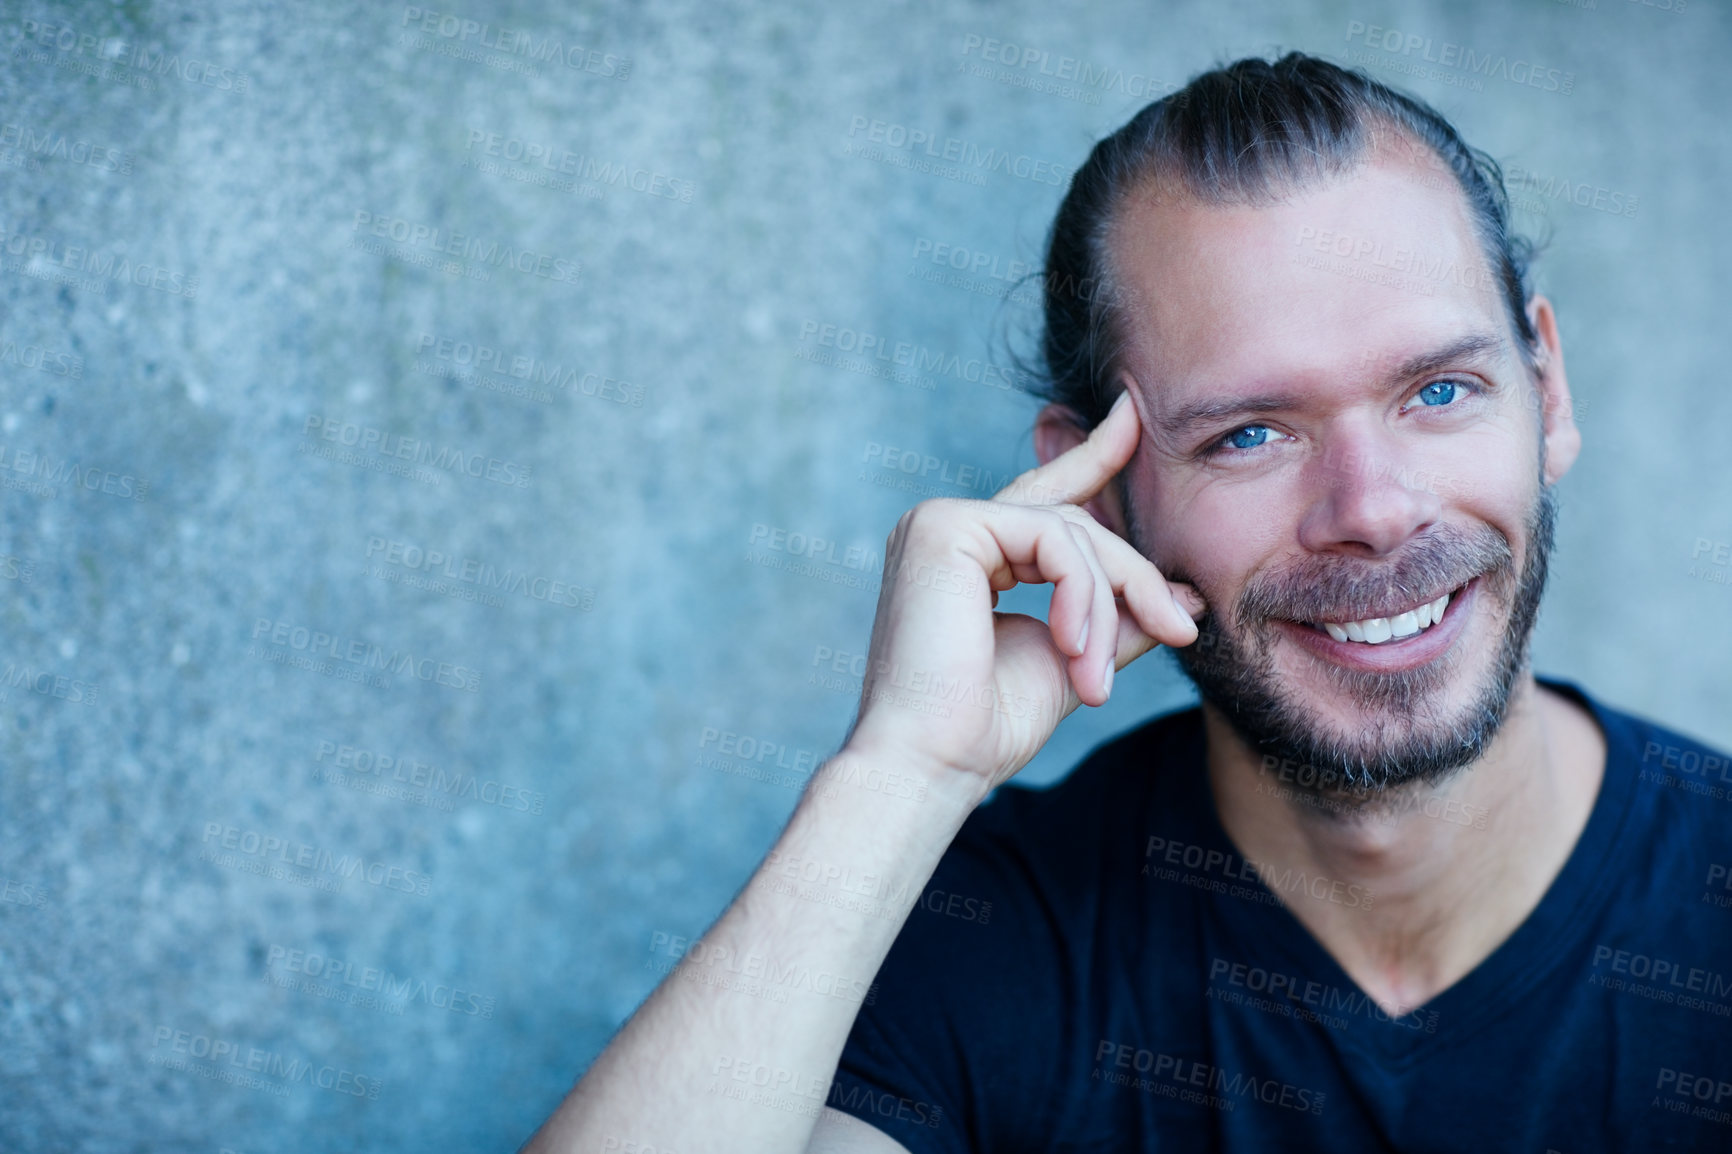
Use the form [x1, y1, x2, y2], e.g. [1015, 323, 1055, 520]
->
[1107, 151, 1575, 794]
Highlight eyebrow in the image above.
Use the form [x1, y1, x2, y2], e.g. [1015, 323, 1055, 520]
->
[1157, 331, 1508, 442]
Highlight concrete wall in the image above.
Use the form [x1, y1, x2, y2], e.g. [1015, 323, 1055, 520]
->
[2, 0, 1726, 1148]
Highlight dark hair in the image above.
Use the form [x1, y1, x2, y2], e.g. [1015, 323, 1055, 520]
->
[1036, 52, 1540, 427]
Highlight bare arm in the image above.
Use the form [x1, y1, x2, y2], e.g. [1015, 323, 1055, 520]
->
[523, 393, 1202, 1154]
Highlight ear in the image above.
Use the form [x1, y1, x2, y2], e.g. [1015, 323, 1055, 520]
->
[1527, 295, 1581, 486]
[1033, 401, 1132, 537]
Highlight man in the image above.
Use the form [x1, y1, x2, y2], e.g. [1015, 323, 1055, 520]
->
[527, 54, 1732, 1153]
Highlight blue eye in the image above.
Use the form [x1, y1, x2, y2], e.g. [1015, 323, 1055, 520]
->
[1416, 381, 1458, 406]
[1225, 425, 1275, 450]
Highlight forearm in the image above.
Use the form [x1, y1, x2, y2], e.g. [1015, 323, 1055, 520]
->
[524, 749, 986, 1154]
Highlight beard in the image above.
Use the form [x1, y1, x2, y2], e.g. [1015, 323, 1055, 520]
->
[1153, 484, 1558, 802]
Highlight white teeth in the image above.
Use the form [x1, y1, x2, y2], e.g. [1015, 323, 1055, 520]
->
[1318, 589, 1457, 645]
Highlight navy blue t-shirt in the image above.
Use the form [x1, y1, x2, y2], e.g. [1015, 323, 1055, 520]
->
[829, 680, 1732, 1152]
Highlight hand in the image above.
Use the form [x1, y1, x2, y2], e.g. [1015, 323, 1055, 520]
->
[843, 391, 1206, 791]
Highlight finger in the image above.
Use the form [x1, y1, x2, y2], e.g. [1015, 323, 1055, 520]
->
[993, 388, 1139, 508]
[1110, 604, 1161, 670]
[1169, 581, 1208, 622]
[1053, 509, 1203, 647]
[1060, 608, 1162, 715]
[963, 502, 1102, 658]
[1062, 521, 1118, 705]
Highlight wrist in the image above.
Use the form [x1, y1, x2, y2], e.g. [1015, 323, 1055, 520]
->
[818, 742, 993, 817]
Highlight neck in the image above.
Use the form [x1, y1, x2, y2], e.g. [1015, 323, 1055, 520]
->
[1203, 675, 1606, 1014]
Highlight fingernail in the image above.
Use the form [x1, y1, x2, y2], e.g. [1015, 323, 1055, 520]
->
[1103, 662, 1114, 698]
[1076, 618, 1090, 654]
[1108, 390, 1131, 417]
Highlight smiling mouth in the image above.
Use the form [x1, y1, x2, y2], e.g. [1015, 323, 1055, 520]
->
[1303, 582, 1469, 646]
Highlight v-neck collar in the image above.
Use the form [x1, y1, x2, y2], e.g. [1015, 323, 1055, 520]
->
[1173, 677, 1640, 1065]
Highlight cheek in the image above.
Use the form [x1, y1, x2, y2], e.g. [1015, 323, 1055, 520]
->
[1422, 423, 1537, 525]
[1141, 479, 1297, 598]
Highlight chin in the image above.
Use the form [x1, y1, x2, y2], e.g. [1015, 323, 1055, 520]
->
[1173, 488, 1557, 796]
[1254, 634, 1519, 794]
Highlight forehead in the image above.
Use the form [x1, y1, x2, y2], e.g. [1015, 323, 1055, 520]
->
[1105, 149, 1508, 413]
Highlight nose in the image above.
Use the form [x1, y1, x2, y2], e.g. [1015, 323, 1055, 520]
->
[1297, 431, 1444, 557]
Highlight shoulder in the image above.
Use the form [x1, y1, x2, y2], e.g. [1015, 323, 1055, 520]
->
[1555, 676, 1732, 789]
[1551, 676, 1732, 855]
[839, 707, 1209, 1146]
[1553, 678, 1728, 761]
[935, 705, 1207, 908]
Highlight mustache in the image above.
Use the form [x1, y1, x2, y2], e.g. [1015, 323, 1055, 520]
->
[1225, 525, 1515, 626]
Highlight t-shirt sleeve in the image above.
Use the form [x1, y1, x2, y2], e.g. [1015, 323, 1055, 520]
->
[827, 802, 1075, 1153]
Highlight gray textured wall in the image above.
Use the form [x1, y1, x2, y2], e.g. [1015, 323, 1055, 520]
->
[2, 0, 1727, 1149]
